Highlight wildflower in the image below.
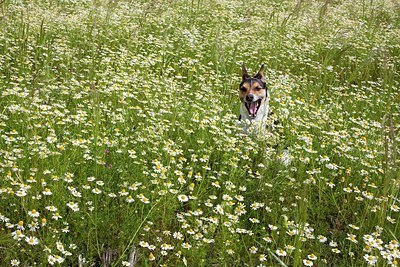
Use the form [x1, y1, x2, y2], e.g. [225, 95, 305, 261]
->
[303, 259, 313, 266]
[203, 238, 214, 244]
[28, 221, 39, 232]
[349, 224, 360, 230]
[182, 242, 192, 249]
[137, 194, 150, 204]
[25, 236, 39, 245]
[28, 209, 40, 218]
[56, 241, 65, 252]
[387, 216, 396, 224]
[46, 206, 58, 212]
[391, 204, 399, 212]
[163, 230, 171, 236]
[67, 202, 79, 212]
[234, 203, 246, 215]
[178, 194, 189, 202]
[188, 183, 195, 191]
[161, 243, 174, 250]
[362, 191, 374, 200]
[355, 196, 364, 201]
[126, 196, 134, 203]
[139, 241, 149, 248]
[347, 234, 358, 243]
[11, 230, 25, 240]
[10, 259, 20, 266]
[128, 149, 137, 159]
[249, 246, 258, 254]
[48, 255, 64, 265]
[92, 188, 102, 194]
[226, 249, 235, 255]
[329, 240, 338, 247]
[276, 249, 287, 257]
[388, 240, 399, 249]
[69, 187, 82, 197]
[52, 213, 62, 220]
[249, 218, 260, 223]
[325, 163, 338, 170]
[15, 190, 27, 197]
[308, 254, 317, 260]
[364, 246, 372, 253]
[173, 232, 183, 240]
[235, 195, 244, 201]
[149, 252, 155, 261]
[327, 182, 335, 188]
[269, 224, 278, 231]
[286, 228, 298, 236]
[344, 187, 352, 193]
[42, 188, 52, 195]
[119, 189, 129, 196]
[285, 245, 295, 251]
[364, 254, 378, 265]
[222, 194, 232, 201]
[194, 173, 202, 181]
[17, 221, 24, 230]
[211, 181, 220, 188]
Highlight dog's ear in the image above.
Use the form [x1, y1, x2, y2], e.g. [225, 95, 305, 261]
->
[254, 64, 265, 82]
[241, 63, 249, 80]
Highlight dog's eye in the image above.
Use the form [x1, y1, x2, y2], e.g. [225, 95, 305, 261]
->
[255, 87, 262, 91]
[240, 87, 246, 92]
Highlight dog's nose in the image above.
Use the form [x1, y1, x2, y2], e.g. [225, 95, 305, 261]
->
[246, 94, 254, 102]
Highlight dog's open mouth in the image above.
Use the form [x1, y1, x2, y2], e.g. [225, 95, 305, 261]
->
[245, 99, 262, 117]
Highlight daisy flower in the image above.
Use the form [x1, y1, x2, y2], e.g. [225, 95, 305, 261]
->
[364, 254, 378, 265]
[303, 259, 313, 266]
[178, 194, 189, 202]
[25, 236, 39, 245]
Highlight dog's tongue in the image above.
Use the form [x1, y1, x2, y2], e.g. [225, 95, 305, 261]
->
[249, 102, 258, 116]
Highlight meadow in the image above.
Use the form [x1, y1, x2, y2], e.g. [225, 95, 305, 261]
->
[0, 0, 399, 266]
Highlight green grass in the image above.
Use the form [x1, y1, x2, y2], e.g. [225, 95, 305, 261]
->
[0, 0, 399, 266]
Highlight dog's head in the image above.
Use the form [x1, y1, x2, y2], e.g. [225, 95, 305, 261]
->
[239, 64, 267, 118]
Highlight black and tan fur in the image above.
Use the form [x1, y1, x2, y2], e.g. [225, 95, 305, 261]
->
[238, 64, 270, 130]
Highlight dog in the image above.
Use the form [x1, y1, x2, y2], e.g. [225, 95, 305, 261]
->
[238, 64, 270, 132]
[238, 64, 292, 165]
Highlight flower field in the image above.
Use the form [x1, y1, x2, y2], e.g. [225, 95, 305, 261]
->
[0, 0, 399, 266]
